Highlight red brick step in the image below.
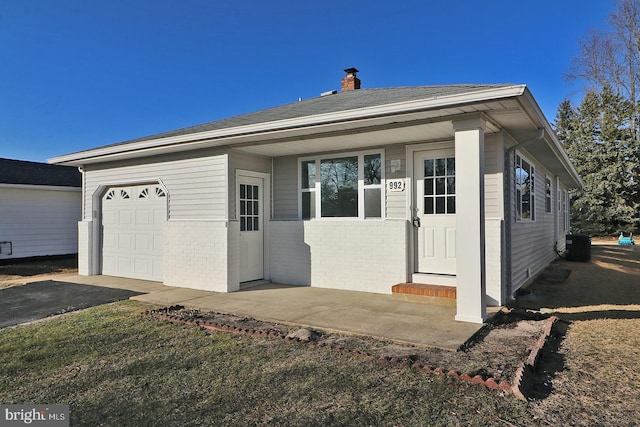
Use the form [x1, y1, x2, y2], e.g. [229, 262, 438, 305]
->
[391, 283, 456, 307]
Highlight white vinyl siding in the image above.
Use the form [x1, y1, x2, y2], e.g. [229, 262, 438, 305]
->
[228, 150, 272, 219]
[510, 150, 558, 292]
[384, 144, 407, 219]
[272, 156, 298, 219]
[483, 133, 503, 218]
[0, 187, 81, 259]
[83, 150, 228, 221]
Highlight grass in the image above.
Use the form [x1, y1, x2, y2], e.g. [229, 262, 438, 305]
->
[530, 317, 640, 426]
[0, 301, 534, 426]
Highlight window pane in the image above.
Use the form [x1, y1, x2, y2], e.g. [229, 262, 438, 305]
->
[522, 193, 530, 219]
[254, 217, 259, 231]
[246, 185, 252, 199]
[435, 158, 446, 176]
[447, 177, 455, 195]
[436, 178, 446, 195]
[246, 217, 253, 231]
[252, 185, 259, 200]
[302, 191, 315, 219]
[531, 195, 535, 221]
[364, 154, 381, 185]
[364, 188, 382, 218]
[436, 197, 446, 214]
[321, 157, 358, 217]
[424, 159, 434, 177]
[301, 161, 316, 189]
[247, 201, 252, 215]
[425, 178, 434, 196]
[446, 158, 455, 176]
[425, 197, 434, 214]
[253, 201, 259, 215]
[240, 217, 246, 231]
[240, 201, 246, 215]
[447, 196, 456, 214]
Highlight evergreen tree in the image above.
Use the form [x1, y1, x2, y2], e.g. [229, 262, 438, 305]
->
[555, 87, 640, 234]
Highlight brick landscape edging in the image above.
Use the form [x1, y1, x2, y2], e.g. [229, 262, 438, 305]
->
[142, 306, 568, 397]
[511, 315, 558, 401]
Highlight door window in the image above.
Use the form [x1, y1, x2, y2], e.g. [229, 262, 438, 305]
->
[423, 157, 455, 214]
[240, 184, 259, 231]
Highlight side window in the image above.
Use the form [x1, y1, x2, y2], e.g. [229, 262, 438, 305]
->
[515, 154, 535, 221]
[545, 176, 552, 213]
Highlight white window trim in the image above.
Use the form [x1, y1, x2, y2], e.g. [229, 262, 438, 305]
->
[545, 175, 552, 214]
[515, 152, 535, 222]
[298, 149, 385, 220]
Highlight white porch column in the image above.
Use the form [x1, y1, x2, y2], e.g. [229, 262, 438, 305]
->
[453, 116, 487, 323]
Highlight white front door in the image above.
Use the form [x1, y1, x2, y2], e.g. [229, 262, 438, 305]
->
[238, 176, 264, 282]
[414, 149, 457, 275]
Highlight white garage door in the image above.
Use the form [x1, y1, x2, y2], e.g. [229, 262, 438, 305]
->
[101, 184, 166, 281]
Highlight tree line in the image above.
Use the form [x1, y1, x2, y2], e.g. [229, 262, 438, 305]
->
[554, 0, 640, 235]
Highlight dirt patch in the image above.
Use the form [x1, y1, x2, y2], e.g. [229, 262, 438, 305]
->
[159, 306, 548, 384]
[0, 255, 77, 289]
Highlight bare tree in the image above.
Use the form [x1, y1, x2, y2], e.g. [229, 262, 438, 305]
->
[568, 0, 640, 133]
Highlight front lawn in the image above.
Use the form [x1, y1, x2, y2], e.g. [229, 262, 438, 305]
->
[0, 301, 532, 426]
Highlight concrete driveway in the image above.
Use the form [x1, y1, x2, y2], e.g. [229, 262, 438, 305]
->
[0, 280, 143, 328]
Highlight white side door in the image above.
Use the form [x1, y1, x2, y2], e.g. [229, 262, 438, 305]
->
[238, 176, 264, 282]
[414, 149, 457, 275]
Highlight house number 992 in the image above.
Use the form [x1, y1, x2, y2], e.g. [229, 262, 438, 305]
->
[387, 179, 406, 192]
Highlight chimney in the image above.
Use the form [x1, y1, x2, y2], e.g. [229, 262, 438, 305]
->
[341, 67, 361, 91]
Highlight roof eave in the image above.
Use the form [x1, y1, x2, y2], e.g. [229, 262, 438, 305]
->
[49, 85, 527, 166]
[518, 88, 584, 189]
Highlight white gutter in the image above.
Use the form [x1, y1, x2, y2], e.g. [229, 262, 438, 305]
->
[49, 85, 527, 165]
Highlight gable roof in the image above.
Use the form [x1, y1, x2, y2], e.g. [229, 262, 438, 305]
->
[0, 158, 81, 188]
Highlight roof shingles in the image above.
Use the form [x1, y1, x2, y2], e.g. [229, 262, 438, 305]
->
[0, 158, 81, 187]
[114, 84, 513, 146]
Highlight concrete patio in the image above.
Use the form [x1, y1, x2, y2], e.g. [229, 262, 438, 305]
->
[51, 273, 497, 350]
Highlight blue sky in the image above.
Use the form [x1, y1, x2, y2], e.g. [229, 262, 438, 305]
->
[1, 1, 613, 163]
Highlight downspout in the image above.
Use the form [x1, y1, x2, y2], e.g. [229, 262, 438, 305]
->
[503, 128, 544, 301]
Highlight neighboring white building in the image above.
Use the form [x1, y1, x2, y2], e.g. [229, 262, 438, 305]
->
[50, 69, 582, 323]
[0, 158, 81, 259]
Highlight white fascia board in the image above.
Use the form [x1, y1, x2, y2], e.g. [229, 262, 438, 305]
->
[0, 183, 82, 192]
[49, 85, 527, 166]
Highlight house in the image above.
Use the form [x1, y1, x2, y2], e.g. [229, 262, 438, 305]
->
[0, 158, 82, 259]
[49, 69, 582, 323]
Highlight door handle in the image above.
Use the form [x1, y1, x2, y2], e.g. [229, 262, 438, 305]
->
[413, 217, 421, 228]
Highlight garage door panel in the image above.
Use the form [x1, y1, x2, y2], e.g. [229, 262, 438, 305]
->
[118, 233, 133, 250]
[153, 234, 164, 251]
[119, 210, 134, 225]
[117, 257, 132, 274]
[153, 209, 166, 224]
[101, 184, 166, 281]
[102, 211, 117, 225]
[135, 210, 151, 225]
[135, 234, 151, 250]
